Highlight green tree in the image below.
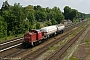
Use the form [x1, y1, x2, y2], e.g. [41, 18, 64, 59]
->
[12, 3, 26, 35]
[50, 7, 64, 23]
[45, 21, 52, 26]
[34, 11, 46, 22]
[70, 9, 78, 21]
[1, 0, 10, 10]
[34, 5, 45, 12]
[64, 6, 72, 20]
[0, 0, 10, 16]
[0, 16, 7, 38]
[55, 12, 64, 23]
[27, 12, 35, 30]
[1, 2, 27, 35]
[36, 22, 41, 29]
[64, 6, 78, 21]
[78, 12, 86, 19]
[51, 18, 58, 25]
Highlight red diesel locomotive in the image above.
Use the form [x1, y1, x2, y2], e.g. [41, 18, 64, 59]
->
[22, 24, 65, 47]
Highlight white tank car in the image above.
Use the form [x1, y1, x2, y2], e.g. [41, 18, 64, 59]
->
[56, 24, 65, 33]
[40, 25, 57, 36]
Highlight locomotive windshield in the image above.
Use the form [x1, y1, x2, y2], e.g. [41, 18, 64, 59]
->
[25, 36, 30, 39]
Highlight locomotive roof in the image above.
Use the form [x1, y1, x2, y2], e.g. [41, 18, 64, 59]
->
[26, 32, 36, 35]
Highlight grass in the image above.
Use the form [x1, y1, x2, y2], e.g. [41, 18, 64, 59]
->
[69, 56, 79, 60]
[73, 19, 80, 23]
[34, 52, 38, 55]
[85, 39, 90, 43]
[0, 36, 15, 42]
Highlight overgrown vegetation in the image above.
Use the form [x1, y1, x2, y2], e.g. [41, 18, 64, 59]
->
[69, 56, 79, 60]
[0, 1, 90, 41]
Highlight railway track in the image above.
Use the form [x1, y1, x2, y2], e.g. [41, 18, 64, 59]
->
[0, 29, 73, 60]
[45, 24, 89, 60]
[0, 37, 25, 60]
[21, 21, 88, 60]
[0, 37, 23, 52]
[0, 21, 87, 60]
[21, 28, 76, 60]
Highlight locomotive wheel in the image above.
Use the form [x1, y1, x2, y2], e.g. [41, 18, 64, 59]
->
[54, 32, 56, 37]
[21, 42, 25, 47]
[44, 36, 48, 40]
[33, 41, 39, 46]
[61, 30, 64, 33]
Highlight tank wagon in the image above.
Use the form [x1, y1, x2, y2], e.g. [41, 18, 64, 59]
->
[22, 24, 65, 47]
[40, 25, 57, 39]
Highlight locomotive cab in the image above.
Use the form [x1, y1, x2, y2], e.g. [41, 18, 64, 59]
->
[23, 30, 44, 47]
[23, 31, 36, 47]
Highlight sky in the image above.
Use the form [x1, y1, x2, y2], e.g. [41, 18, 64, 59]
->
[0, 0, 90, 14]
